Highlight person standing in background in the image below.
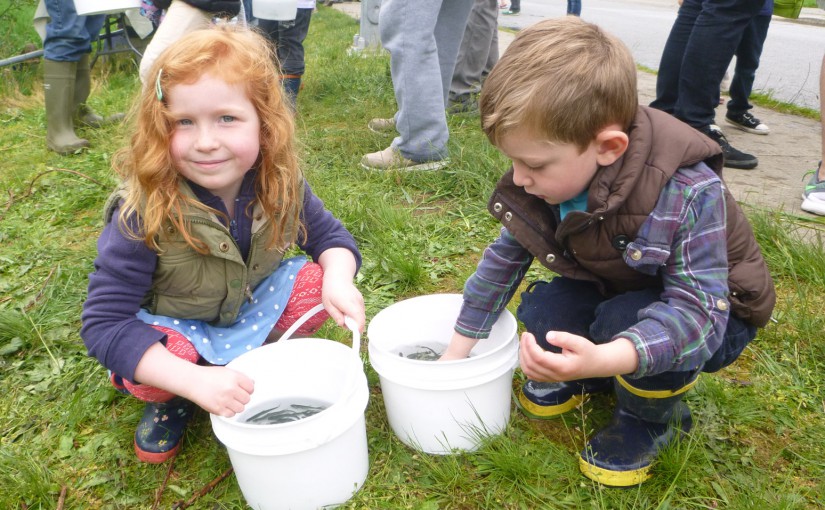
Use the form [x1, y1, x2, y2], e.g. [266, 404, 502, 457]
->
[258, 0, 316, 109]
[448, 0, 499, 115]
[42, 0, 123, 154]
[361, 0, 474, 171]
[650, 0, 763, 170]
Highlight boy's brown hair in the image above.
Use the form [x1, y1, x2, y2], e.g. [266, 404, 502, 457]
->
[480, 17, 638, 151]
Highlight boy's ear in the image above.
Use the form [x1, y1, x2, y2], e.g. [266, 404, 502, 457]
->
[594, 126, 629, 166]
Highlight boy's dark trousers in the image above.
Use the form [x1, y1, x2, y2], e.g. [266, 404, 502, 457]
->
[516, 276, 757, 486]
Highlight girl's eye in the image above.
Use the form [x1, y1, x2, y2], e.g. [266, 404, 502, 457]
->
[176, 118, 192, 126]
[220, 115, 235, 123]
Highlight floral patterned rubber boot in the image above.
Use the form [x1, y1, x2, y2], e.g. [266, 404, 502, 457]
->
[134, 397, 195, 463]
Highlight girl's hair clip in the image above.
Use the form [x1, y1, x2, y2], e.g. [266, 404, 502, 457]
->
[155, 68, 163, 101]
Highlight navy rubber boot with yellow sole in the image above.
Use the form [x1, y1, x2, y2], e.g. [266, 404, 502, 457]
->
[516, 378, 612, 419]
[578, 375, 696, 487]
[134, 397, 195, 463]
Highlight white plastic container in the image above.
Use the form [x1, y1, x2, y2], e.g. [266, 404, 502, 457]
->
[252, 0, 298, 20]
[368, 294, 518, 455]
[73, 0, 141, 16]
[211, 308, 369, 510]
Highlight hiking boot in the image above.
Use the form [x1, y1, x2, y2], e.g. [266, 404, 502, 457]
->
[801, 162, 825, 216]
[360, 146, 449, 171]
[502, 9, 520, 15]
[701, 124, 758, 170]
[367, 117, 396, 135]
[447, 95, 479, 116]
[516, 378, 612, 419]
[134, 397, 195, 463]
[725, 111, 769, 135]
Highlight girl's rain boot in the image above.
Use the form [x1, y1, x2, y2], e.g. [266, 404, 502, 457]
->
[134, 396, 195, 463]
[73, 54, 124, 128]
[516, 377, 612, 419]
[44, 59, 89, 155]
[578, 375, 697, 487]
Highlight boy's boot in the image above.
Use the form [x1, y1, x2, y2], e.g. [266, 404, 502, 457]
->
[516, 377, 612, 419]
[578, 375, 696, 487]
[74, 54, 124, 128]
[44, 59, 89, 154]
[134, 396, 195, 463]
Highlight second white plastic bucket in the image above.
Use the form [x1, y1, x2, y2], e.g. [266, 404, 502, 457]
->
[368, 294, 518, 455]
[252, 0, 298, 20]
[211, 309, 369, 510]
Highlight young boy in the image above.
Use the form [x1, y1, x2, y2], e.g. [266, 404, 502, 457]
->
[440, 18, 776, 487]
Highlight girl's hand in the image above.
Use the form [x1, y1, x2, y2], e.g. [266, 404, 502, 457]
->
[183, 366, 255, 417]
[439, 332, 478, 361]
[318, 248, 365, 332]
[321, 278, 365, 332]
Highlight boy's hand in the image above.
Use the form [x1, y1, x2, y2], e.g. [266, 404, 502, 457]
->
[183, 366, 255, 417]
[439, 332, 478, 361]
[519, 331, 638, 382]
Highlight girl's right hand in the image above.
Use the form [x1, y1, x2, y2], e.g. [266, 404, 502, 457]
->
[185, 366, 255, 417]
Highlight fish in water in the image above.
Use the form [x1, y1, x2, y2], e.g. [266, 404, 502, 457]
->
[244, 401, 329, 425]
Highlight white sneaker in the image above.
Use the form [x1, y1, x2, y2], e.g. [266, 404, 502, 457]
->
[360, 146, 449, 171]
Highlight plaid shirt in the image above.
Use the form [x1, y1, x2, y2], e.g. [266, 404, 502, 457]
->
[455, 163, 730, 378]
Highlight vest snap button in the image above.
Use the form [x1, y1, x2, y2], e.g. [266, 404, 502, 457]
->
[504, 211, 512, 222]
[252, 264, 260, 271]
[630, 249, 642, 261]
[493, 203, 503, 212]
[166, 225, 175, 234]
[545, 253, 555, 263]
[219, 242, 229, 252]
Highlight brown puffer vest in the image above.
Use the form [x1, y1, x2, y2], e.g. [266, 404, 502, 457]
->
[488, 106, 775, 327]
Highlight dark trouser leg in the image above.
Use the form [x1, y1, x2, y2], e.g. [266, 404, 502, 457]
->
[727, 14, 771, 116]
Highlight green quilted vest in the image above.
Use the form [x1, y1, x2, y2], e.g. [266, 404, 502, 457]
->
[103, 181, 300, 326]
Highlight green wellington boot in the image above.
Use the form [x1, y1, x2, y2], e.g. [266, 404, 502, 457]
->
[74, 54, 124, 128]
[578, 375, 697, 487]
[516, 378, 612, 419]
[44, 59, 89, 155]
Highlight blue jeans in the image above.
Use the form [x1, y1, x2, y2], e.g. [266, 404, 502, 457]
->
[650, 0, 764, 129]
[258, 8, 313, 76]
[727, 13, 771, 116]
[516, 277, 757, 391]
[567, 0, 581, 15]
[44, 0, 105, 61]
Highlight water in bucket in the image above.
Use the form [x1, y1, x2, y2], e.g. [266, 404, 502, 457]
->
[242, 398, 330, 425]
[395, 343, 447, 361]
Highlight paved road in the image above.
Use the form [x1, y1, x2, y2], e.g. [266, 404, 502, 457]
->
[497, 0, 824, 110]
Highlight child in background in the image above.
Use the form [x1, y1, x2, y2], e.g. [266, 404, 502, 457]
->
[440, 18, 775, 486]
[81, 25, 365, 464]
[258, 0, 316, 108]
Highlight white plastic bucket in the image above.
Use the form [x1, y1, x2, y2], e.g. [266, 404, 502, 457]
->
[252, 0, 298, 20]
[73, 0, 141, 16]
[211, 307, 369, 510]
[367, 294, 518, 455]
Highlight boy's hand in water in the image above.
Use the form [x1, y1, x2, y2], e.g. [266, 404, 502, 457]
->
[185, 365, 255, 417]
[438, 332, 478, 361]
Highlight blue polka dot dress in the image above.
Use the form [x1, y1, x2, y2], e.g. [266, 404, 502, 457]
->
[137, 256, 307, 365]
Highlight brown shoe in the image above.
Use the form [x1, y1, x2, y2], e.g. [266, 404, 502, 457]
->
[360, 146, 449, 171]
[367, 117, 397, 134]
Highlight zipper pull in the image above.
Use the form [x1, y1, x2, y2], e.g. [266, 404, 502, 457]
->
[244, 284, 254, 303]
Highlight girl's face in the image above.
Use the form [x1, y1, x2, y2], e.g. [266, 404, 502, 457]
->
[168, 73, 261, 205]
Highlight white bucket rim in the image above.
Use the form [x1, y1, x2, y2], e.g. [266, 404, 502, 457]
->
[367, 293, 517, 362]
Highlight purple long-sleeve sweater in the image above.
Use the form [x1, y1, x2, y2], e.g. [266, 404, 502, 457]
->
[81, 174, 360, 382]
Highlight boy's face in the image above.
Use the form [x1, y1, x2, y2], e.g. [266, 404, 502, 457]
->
[498, 127, 601, 205]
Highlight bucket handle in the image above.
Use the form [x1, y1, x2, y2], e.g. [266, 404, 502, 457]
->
[278, 303, 361, 356]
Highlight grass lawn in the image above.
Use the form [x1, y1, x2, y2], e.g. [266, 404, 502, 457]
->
[1, 2, 824, 509]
